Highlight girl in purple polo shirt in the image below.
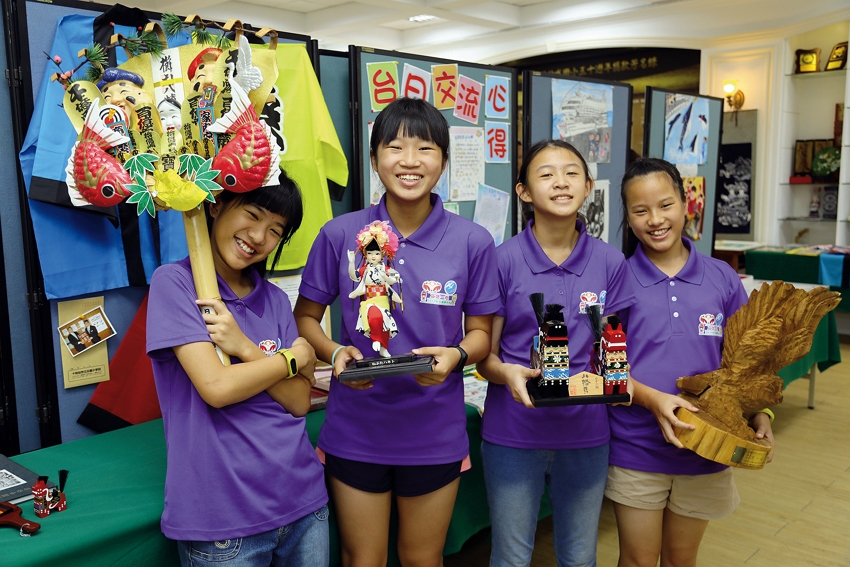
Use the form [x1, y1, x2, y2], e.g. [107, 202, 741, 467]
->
[294, 98, 499, 567]
[477, 139, 635, 567]
[146, 172, 329, 567]
[608, 158, 775, 567]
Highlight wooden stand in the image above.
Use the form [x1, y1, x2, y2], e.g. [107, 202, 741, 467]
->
[674, 397, 771, 470]
[182, 207, 230, 366]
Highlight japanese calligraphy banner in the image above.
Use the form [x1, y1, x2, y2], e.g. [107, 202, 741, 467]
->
[485, 75, 510, 119]
[367, 60, 399, 112]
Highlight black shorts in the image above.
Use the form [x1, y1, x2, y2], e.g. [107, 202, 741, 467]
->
[324, 453, 462, 497]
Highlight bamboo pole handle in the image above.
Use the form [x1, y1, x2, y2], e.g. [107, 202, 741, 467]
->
[182, 207, 230, 366]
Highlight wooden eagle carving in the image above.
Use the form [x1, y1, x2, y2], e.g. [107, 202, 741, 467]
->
[676, 281, 841, 441]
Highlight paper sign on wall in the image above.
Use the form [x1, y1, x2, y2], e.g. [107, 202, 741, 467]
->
[485, 121, 510, 163]
[367, 61, 399, 112]
[485, 75, 510, 119]
[449, 126, 485, 201]
[432, 64, 458, 110]
[402, 64, 431, 101]
[454, 75, 483, 124]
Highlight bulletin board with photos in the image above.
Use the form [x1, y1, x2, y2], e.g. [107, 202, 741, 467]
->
[522, 71, 633, 251]
[351, 46, 518, 245]
[643, 87, 724, 257]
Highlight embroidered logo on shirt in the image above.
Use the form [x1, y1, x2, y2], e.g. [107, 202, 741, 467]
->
[579, 291, 606, 314]
[420, 280, 458, 306]
[258, 338, 282, 356]
[698, 313, 723, 337]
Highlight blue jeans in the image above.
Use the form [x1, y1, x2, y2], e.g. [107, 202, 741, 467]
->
[177, 505, 330, 567]
[481, 441, 608, 567]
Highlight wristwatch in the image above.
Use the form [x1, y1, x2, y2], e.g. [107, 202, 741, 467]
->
[448, 344, 468, 373]
[277, 348, 298, 378]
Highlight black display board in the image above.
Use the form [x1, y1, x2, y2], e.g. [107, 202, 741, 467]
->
[523, 71, 633, 250]
[351, 46, 518, 244]
[644, 87, 724, 256]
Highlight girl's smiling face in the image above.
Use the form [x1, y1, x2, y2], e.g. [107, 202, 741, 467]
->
[624, 171, 687, 257]
[516, 146, 592, 220]
[371, 128, 446, 205]
[210, 201, 286, 274]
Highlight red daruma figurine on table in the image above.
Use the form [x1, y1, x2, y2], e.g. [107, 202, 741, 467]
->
[347, 220, 403, 358]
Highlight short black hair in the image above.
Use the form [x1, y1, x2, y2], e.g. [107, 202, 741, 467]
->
[619, 157, 685, 257]
[370, 98, 449, 161]
[214, 168, 304, 275]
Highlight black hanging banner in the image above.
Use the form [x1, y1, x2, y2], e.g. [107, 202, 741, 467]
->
[716, 142, 752, 234]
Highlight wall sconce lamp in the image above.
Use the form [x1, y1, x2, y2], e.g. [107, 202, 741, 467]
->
[723, 80, 745, 125]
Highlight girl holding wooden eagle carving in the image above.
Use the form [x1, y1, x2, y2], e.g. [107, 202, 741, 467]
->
[608, 158, 775, 567]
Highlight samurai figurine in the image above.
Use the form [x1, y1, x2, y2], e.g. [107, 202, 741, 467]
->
[348, 221, 403, 358]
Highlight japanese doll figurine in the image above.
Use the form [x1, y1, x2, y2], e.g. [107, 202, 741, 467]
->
[348, 221, 403, 357]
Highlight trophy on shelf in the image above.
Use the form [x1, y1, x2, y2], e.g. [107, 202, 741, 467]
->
[674, 282, 840, 470]
[524, 293, 631, 406]
[338, 220, 434, 382]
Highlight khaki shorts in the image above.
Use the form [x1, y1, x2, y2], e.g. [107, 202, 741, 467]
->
[605, 465, 740, 521]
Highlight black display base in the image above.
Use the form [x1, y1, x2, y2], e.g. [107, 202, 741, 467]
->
[338, 353, 435, 382]
[526, 380, 631, 407]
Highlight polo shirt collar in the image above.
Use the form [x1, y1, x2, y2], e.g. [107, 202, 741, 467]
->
[217, 267, 266, 317]
[631, 237, 704, 287]
[373, 193, 448, 251]
[519, 220, 591, 275]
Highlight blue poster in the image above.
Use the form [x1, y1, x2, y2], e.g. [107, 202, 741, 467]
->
[663, 94, 710, 165]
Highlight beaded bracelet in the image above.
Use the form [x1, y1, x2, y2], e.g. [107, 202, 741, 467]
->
[331, 345, 346, 368]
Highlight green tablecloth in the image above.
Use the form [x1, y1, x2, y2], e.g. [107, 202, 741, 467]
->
[777, 310, 841, 387]
[3, 406, 549, 567]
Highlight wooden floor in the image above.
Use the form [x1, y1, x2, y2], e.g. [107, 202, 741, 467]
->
[445, 343, 850, 567]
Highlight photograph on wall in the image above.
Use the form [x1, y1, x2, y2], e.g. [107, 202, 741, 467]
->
[663, 94, 709, 165]
[683, 176, 706, 240]
[579, 179, 609, 242]
[58, 305, 116, 357]
[716, 143, 752, 233]
[551, 79, 613, 163]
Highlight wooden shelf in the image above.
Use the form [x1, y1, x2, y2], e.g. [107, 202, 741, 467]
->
[779, 217, 838, 222]
[787, 69, 847, 79]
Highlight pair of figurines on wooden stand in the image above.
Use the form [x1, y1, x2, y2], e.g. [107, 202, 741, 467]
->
[526, 293, 630, 407]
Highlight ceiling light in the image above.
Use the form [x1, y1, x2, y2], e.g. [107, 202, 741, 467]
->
[408, 14, 437, 23]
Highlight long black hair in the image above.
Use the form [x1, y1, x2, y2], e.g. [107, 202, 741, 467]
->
[516, 139, 591, 228]
[212, 167, 303, 277]
[619, 157, 686, 258]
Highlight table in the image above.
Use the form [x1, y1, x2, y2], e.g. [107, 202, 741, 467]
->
[2, 407, 550, 567]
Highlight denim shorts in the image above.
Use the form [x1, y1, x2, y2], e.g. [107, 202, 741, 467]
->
[177, 505, 329, 567]
[324, 452, 462, 497]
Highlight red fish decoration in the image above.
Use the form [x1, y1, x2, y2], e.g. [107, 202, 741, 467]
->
[65, 100, 133, 207]
[207, 78, 281, 193]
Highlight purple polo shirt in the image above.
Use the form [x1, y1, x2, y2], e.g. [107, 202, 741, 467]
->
[147, 258, 327, 541]
[482, 221, 636, 450]
[300, 194, 499, 465]
[609, 239, 749, 475]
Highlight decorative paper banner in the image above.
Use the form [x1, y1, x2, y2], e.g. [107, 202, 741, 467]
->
[151, 47, 186, 110]
[454, 75, 483, 124]
[683, 176, 706, 240]
[432, 63, 458, 110]
[433, 165, 450, 202]
[579, 178, 610, 243]
[485, 121, 509, 163]
[402, 63, 431, 101]
[485, 75, 510, 119]
[367, 61, 399, 112]
[717, 143, 752, 233]
[664, 94, 709, 165]
[473, 183, 510, 246]
[449, 126, 484, 201]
